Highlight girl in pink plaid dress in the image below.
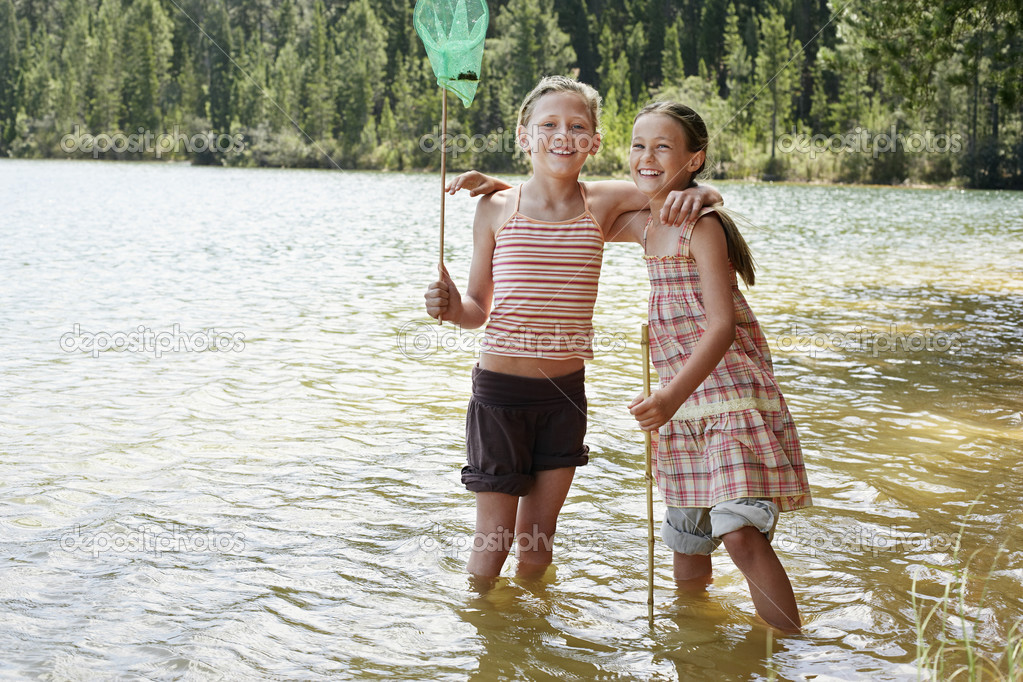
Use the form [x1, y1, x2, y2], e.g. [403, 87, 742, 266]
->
[620, 102, 812, 632]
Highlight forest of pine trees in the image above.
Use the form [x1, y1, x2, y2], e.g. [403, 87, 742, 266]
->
[0, 0, 1020, 187]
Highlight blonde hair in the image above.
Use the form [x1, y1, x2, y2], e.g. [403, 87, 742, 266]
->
[635, 100, 757, 287]
[517, 75, 602, 132]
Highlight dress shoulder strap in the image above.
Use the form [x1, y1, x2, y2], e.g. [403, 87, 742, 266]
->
[515, 184, 522, 212]
[678, 206, 721, 259]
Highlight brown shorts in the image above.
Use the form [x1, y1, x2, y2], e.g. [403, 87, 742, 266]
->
[462, 365, 589, 497]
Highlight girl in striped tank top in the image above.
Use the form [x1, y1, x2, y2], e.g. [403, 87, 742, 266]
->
[424, 76, 721, 581]
[621, 102, 811, 632]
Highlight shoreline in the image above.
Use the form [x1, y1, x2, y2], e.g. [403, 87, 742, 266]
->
[0, 155, 1000, 192]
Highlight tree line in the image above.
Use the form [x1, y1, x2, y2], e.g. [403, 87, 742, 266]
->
[0, 0, 1019, 187]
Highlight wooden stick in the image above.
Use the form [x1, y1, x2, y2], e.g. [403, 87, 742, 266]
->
[438, 87, 447, 325]
[641, 323, 654, 608]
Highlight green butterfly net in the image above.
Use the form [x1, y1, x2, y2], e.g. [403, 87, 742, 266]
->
[414, 0, 489, 107]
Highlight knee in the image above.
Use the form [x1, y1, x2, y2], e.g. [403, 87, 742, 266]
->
[721, 526, 768, 560]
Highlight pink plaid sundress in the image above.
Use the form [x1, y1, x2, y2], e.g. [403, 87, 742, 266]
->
[644, 210, 811, 512]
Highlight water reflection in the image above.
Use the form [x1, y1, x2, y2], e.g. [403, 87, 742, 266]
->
[1, 161, 1021, 679]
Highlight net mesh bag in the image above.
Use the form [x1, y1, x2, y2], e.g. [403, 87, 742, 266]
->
[413, 0, 489, 107]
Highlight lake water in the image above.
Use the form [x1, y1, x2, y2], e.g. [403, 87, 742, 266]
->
[1, 159, 1021, 680]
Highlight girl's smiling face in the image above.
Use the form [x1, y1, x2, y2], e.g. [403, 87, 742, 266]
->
[630, 113, 705, 200]
[519, 91, 601, 175]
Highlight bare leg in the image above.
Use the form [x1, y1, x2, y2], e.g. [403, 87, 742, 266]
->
[721, 526, 801, 632]
[466, 492, 518, 578]
[673, 552, 713, 588]
[513, 467, 575, 578]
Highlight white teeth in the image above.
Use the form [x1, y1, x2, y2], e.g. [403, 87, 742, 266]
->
[639, 170, 661, 176]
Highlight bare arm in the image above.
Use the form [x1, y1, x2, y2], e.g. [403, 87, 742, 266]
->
[587, 180, 724, 239]
[630, 215, 736, 431]
[446, 170, 513, 197]
[605, 209, 650, 244]
[424, 193, 502, 328]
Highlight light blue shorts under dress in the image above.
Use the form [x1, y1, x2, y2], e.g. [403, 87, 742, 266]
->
[662, 498, 780, 556]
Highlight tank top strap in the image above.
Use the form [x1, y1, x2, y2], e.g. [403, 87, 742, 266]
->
[515, 184, 523, 212]
[578, 182, 590, 214]
[641, 214, 653, 254]
[678, 206, 721, 259]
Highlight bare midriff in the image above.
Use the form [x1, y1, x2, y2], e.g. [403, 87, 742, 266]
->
[478, 352, 584, 379]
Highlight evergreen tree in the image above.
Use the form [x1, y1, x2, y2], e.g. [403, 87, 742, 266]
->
[19, 27, 56, 124]
[337, 0, 386, 164]
[597, 21, 628, 102]
[375, 96, 399, 169]
[625, 21, 648, 100]
[724, 2, 754, 128]
[88, 0, 124, 133]
[121, 0, 173, 134]
[808, 57, 833, 132]
[271, 0, 297, 60]
[174, 36, 203, 122]
[206, 0, 235, 133]
[491, 0, 575, 112]
[55, 0, 90, 131]
[698, 0, 729, 89]
[235, 35, 268, 128]
[300, 0, 335, 141]
[677, 0, 702, 77]
[554, 0, 598, 85]
[0, 0, 20, 152]
[661, 15, 685, 87]
[641, 0, 667, 90]
[268, 41, 302, 133]
[755, 5, 799, 166]
[122, 27, 160, 132]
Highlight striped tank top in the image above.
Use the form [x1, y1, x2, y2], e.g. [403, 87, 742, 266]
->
[482, 184, 605, 360]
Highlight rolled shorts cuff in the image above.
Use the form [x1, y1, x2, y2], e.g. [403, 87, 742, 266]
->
[461, 466, 535, 497]
[710, 499, 779, 541]
[661, 498, 780, 556]
[532, 445, 589, 471]
[661, 518, 718, 555]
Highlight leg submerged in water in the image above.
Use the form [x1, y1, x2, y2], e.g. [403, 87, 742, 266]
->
[721, 526, 801, 633]
[513, 467, 575, 579]
[467, 491, 518, 578]
[673, 552, 713, 588]
[466, 467, 575, 579]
